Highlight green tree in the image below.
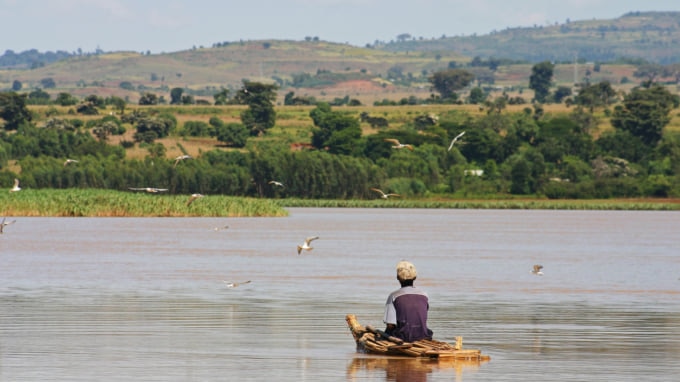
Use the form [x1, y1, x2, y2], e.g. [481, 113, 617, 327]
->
[553, 86, 572, 103]
[27, 89, 50, 104]
[428, 69, 475, 100]
[11, 80, 22, 91]
[310, 103, 362, 155]
[610, 83, 680, 146]
[213, 88, 230, 105]
[92, 121, 119, 141]
[529, 61, 554, 103]
[237, 81, 278, 136]
[216, 123, 249, 148]
[181, 94, 195, 105]
[575, 81, 616, 111]
[468, 87, 487, 104]
[133, 114, 176, 142]
[56, 92, 79, 106]
[170, 87, 184, 104]
[40, 77, 56, 88]
[107, 96, 127, 114]
[138, 92, 159, 105]
[0, 91, 32, 130]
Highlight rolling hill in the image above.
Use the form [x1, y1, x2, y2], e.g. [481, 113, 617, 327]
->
[0, 12, 678, 104]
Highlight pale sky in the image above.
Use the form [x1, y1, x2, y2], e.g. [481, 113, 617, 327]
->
[2, 0, 678, 54]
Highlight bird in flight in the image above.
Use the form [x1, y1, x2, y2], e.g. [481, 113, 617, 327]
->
[370, 188, 400, 199]
[384, 138, 414, 151]
[129, 187, 168, 193]
[0, 217, 16, 234]
[63, 159, 79, 166]
[9, 178, 21, 192]
[223, 280, 251, 288]
[447, 131, 466, 151]
[268, 180, 285, 188]
[531, 264, 544, 276]
[186, 193, 204, 206]
[297, 236, 319, 255]
[174, 154, 193, 168]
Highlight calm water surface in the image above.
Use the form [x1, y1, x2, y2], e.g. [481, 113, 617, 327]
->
[1, 208, 679, 381]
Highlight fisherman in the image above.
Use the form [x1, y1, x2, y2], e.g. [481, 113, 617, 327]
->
[383, 260, 433, 342]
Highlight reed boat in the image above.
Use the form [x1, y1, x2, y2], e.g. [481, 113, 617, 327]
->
[346, 314, 490, 361]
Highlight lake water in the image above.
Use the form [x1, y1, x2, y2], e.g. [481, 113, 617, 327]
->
[1, 208, 678, 381]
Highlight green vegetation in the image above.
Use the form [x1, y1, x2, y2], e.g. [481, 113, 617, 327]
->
[2, 11, 680, 216]
[277, 198, 680, 211]
[1, 189, 288, 217]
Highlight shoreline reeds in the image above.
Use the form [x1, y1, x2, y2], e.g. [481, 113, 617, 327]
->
[1, 189, 678, 217]
[1, 189, 289, 217]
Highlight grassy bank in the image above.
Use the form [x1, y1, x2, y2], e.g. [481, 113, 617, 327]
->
[1, 189, 289, 217]
[277, 197, 680, 211]
[1, 190, 679, 217]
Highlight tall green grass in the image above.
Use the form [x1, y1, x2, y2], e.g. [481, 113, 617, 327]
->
[0, 189, 289, 217]
[1, 190, 678, 217]
[277, 198, 680, 210]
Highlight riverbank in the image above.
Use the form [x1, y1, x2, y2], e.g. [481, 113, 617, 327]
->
[277, 197, 680, 210]
[2, 189, 679, 217]
[1, 189, 288, 217]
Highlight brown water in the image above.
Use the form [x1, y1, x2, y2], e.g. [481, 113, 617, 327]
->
[1, 208, 679, 381]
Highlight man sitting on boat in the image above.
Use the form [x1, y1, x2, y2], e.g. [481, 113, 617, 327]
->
[383, 261, 433, 342]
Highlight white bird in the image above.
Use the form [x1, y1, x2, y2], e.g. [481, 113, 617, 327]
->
[268, 180, 285, 188]
[531, 264, 544, 276]
[129, 187, 168, 193]
[64, 159, 79, 166]
[223, 280, 251, 288]
[9, 178, 21, 192]
[447, 131, 466, 151]
[370, 188, 400, 199]
[297, 236, 319, 255]
[0, 217, 16, 234]
[174, 154, 193, 168]
[384, 138, 414, 151]
[186, 193, 204, 206]
[212, 225, 229, 231]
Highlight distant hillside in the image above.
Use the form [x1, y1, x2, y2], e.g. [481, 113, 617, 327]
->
[0, 41, 466, 103]
[378, 11, 680, 64]
[0, 49, 75, 69]
[1, 12, 676, 104]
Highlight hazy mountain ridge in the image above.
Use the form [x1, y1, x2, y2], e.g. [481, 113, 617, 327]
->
[0, 12, 677, 103]
[380, 11, 680, 64]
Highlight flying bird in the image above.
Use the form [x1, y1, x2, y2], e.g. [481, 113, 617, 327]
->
[384, 138, 414, 151]
[186, 193, 204, 206]
[268, 180, 285, 188]
[128, 187, 168, 193]
[223, 280, 251, 288]
[63, 159, 79, 166]
[297, 236, 319, 255]
[370, 188, 400, 199]
[0, 217, 16, 234]
[174, 154, 193, 168]
[531, 264, 544, 276]
[447, 131, 466, 151]
[9, 178, 21, 192]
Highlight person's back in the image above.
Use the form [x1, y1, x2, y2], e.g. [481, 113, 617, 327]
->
[383, 261, 433, 342]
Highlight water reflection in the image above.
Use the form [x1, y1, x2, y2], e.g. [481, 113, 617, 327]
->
[347, 357, 488, 382]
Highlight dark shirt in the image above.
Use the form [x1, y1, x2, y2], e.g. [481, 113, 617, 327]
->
[383, 286, 433, 342]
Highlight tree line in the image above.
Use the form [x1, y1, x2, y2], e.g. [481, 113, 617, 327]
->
[1, 71, 680, 199]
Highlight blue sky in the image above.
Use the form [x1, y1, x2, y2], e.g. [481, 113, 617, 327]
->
[2, 0, 678, 53]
